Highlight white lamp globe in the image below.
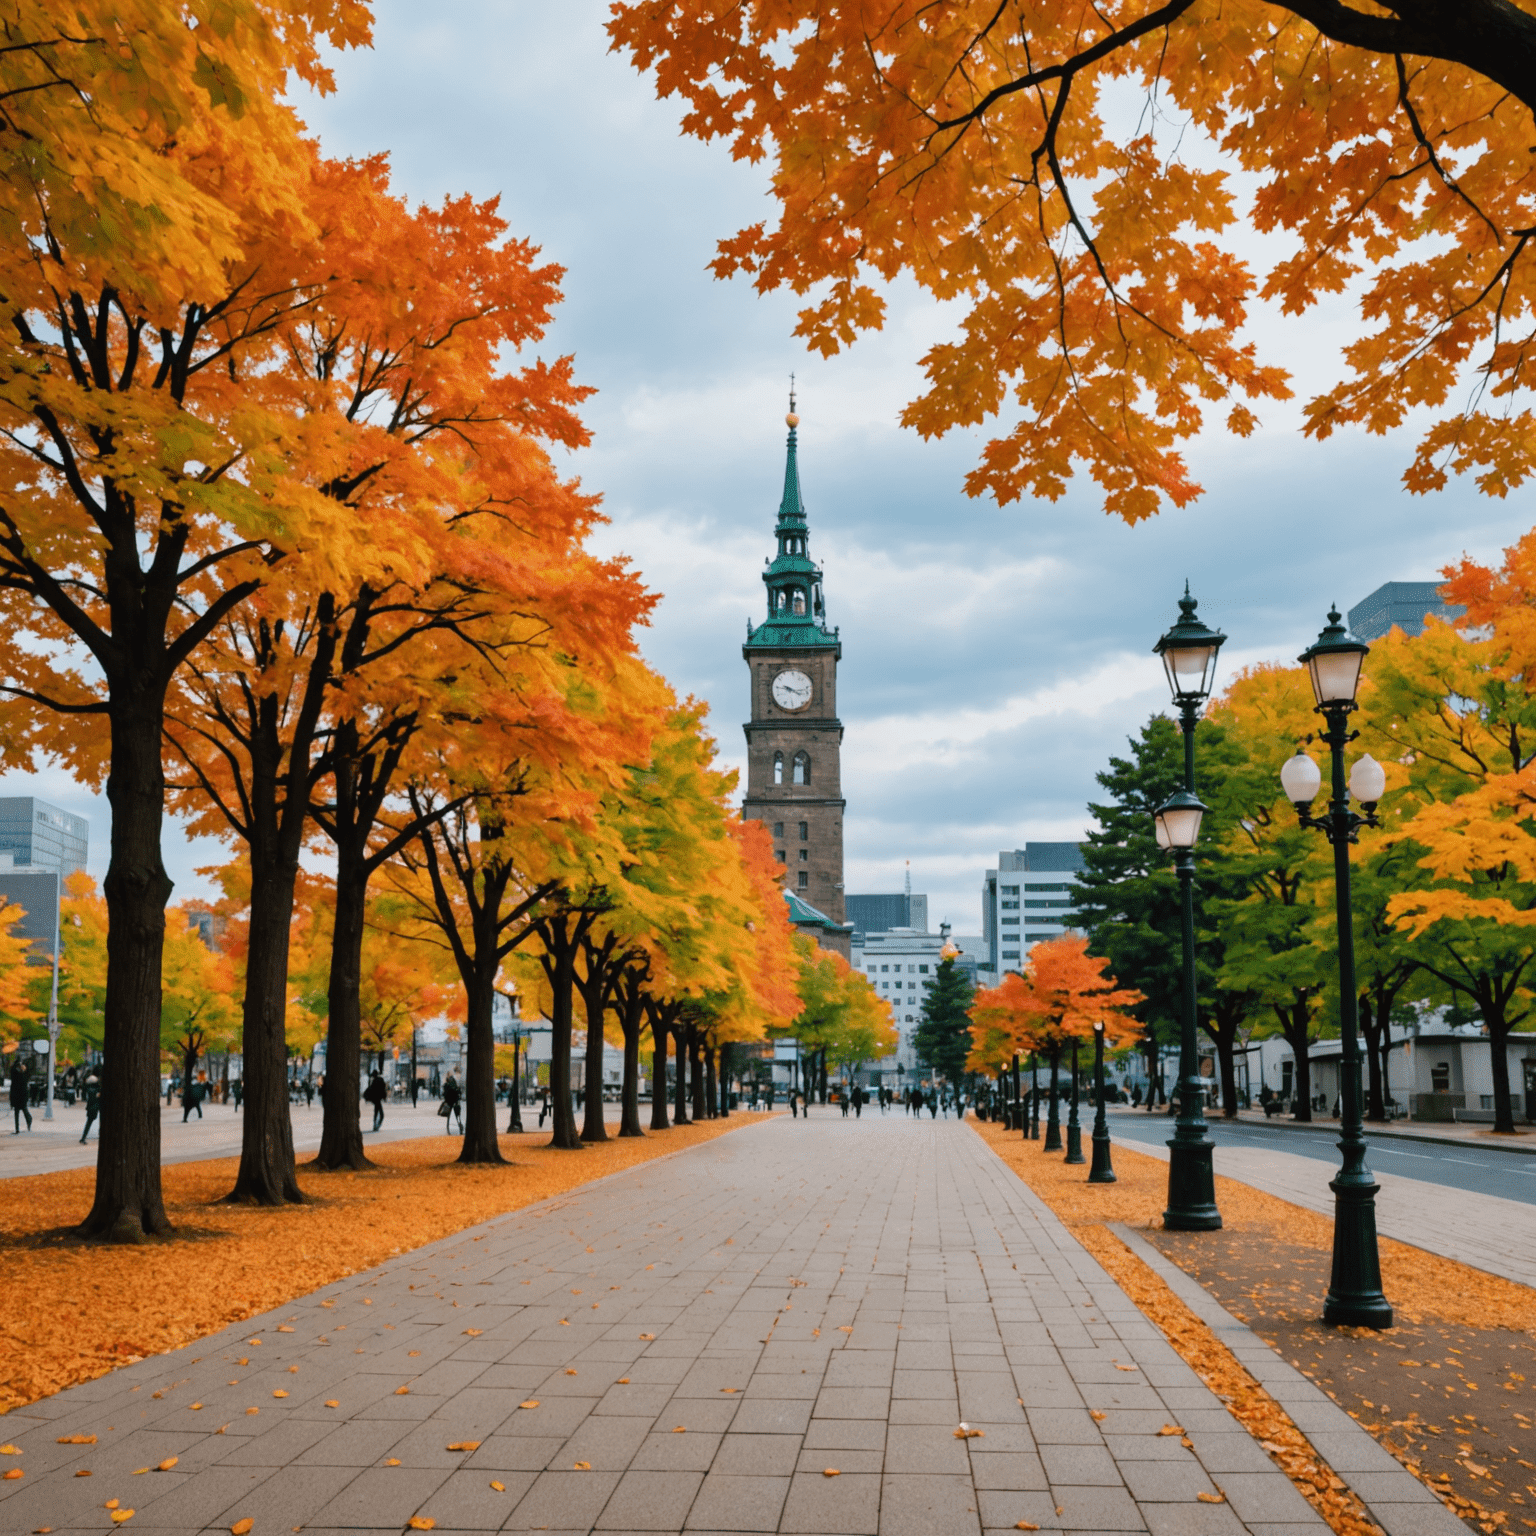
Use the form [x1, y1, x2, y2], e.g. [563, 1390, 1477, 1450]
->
[1349, 753, 1387, 806]
[1280, 751, 1322, 806]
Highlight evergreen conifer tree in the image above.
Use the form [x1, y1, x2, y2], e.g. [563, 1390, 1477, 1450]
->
[914, 956, 975, 1085]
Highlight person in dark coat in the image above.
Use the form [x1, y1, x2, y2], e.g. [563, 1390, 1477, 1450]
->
[442, 1072, 463, 1133]
[181, 1076, 203, 1121]
[364, 1070, 388, 1132]
[10, 1058, 32, 1133]
[79, 1072, 101, 1143]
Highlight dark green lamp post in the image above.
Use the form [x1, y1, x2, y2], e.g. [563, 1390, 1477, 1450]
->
[1089, 1019, 1116, 1183]
[1153, 586, 1224, 1231]
[1065, 1037, 1085, 1163]
[1281, 607, 1392, 1330]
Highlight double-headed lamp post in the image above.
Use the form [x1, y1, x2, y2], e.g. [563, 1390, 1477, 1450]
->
[1153, 586, 1225, 1231]
[1280, 608, 1392, 1329]
[1089, 1019, 1116, 1184]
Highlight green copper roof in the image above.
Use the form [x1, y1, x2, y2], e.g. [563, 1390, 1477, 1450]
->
[745, 418, 840, 652]
[783, 888, 851, 932]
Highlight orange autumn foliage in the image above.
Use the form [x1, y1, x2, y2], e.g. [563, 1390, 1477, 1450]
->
[968, 935, 1141, 1072]
[611, 2, 1536, 519]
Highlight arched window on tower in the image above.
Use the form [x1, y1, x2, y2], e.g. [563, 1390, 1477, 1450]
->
[791, 589, 806, 615]
[775, 590, 787, 613]
[792, 751, 810, 786]
[773, 751, 784, 785]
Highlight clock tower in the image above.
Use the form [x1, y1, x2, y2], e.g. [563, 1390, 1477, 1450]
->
[742, 398, 849, 955]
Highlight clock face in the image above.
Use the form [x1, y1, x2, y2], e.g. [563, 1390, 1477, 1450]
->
[772, 668, 814, 711]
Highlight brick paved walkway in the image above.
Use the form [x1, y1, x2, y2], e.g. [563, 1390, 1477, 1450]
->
[1, 1112, 1331, 1535]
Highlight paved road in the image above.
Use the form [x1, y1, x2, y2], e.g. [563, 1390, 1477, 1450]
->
[0, 1112, 1353, 1536]
[0, 1099, 628, 1180]
[1106, 1108, 1536, 1206]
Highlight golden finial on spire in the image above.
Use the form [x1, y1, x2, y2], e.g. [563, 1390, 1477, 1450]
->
[786, 373, 799, 429]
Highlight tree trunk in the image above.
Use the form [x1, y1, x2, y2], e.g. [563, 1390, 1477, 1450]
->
[690, 1029, 707, 1121]
[459, 965, 505, 1164]
[545, 940, 581, 1150]
[1276, 999, 1313, 1123]
[703, 1044, 717, 1119]
[580, 986, 609, 1143]
[648, 1007, 670, 1130]
[717, 1044, 730, 1117]
[314, 831, 371, 1171]
[1378, 1017, 1394, 1115]
[618, 990, 644, 1138]
[1360, 988, 1386, 1123]
[673, 1025, 690, 1125]
[1488, 1014, 1517, 1134]
[1200, 1002, 1242, 1120]
[227, 845, 303, 1203]
[83, 703, 173, 1241]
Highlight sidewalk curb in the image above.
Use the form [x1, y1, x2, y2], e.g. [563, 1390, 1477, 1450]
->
[1106, 1221, 1466, 1536]
[1109, 1106, 1536, 1157]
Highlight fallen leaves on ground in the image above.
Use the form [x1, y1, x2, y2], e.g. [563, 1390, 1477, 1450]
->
[0, 1118, 759, 1413]
[974, 1120, 1387, 1536]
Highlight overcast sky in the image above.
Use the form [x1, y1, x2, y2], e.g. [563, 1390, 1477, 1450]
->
[19, 1, 1533, 934]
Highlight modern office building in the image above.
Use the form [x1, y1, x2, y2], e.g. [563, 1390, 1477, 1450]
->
[846, 890, 929, 942]
[851, 925, 987, 1075]
[980, 843, 1086, 975]
[0, 797, 88, 877]
[1347, 581, 1463, 641]
[0, 799, 87, 965]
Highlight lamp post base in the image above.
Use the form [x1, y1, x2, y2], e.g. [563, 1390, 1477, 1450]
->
[1088, 1127, 1116, 1183]
[1065, 1121, 1085, 1164]
[1323, 1176, 1393, 1329]
[1164, 1138, 1222, 1230]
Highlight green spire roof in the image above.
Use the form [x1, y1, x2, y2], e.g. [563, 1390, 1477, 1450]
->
[745, 403, 839, 652]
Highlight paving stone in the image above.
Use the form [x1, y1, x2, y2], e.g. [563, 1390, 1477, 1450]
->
[597, 1469, 706, 1530]
[685, 1472, 792, 1531]
[778, 1467, 879, 1534]
[2, 1115, 1359, 1535]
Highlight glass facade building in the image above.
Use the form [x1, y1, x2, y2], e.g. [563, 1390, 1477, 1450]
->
[0, 797, 88, 876]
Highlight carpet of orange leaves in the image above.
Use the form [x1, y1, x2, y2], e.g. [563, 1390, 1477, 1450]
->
[970, 1118, 1512, 1536]
[0, 1118, 759, 1415]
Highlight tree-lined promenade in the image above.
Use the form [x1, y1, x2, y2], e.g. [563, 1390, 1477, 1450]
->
[0, 0, 903, 1242]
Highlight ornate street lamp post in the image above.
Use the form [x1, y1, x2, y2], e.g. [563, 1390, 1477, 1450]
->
[1029, 1052, 1040, 1140]
[508, 1026, 527, 1134]
[1153, 586, 1225, 1231]
[1065, 1037, 1086, 1163]
[1280, 608, 1393, 1329]
[1089, 1019, 1116, 1183]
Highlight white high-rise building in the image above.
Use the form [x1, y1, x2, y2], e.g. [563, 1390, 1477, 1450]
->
[980, 843, 1085, 976]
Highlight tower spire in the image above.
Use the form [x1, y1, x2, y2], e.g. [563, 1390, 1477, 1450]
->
[745, 390, 837, 648]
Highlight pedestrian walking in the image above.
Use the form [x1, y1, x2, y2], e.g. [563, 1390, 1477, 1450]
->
[181, 1077, 203, 1122]
[231, 1078, 243, 1110]
[79, 1073, 100, 1143]
[9, 1057, 32, 1133]
[537, 1086, 550, 1128]
[928, 1091, 939, 1119]
[364, 1070, 388, 1132]
[839, 1090, 849, 1118]
[442, 1072, 463, 1133]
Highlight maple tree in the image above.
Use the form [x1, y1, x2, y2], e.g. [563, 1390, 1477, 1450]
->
[0, 7, 381, 1237]
[0, 899, 41, 1047]
[779, 937, 895, 1100]
[1205, 666, 1334, 1119]
[159, 907, 240, 1093]
[1360, 537, 1536, 1133]
[971, 938, 1141, 1070]
[611, 2, 1536, 521]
